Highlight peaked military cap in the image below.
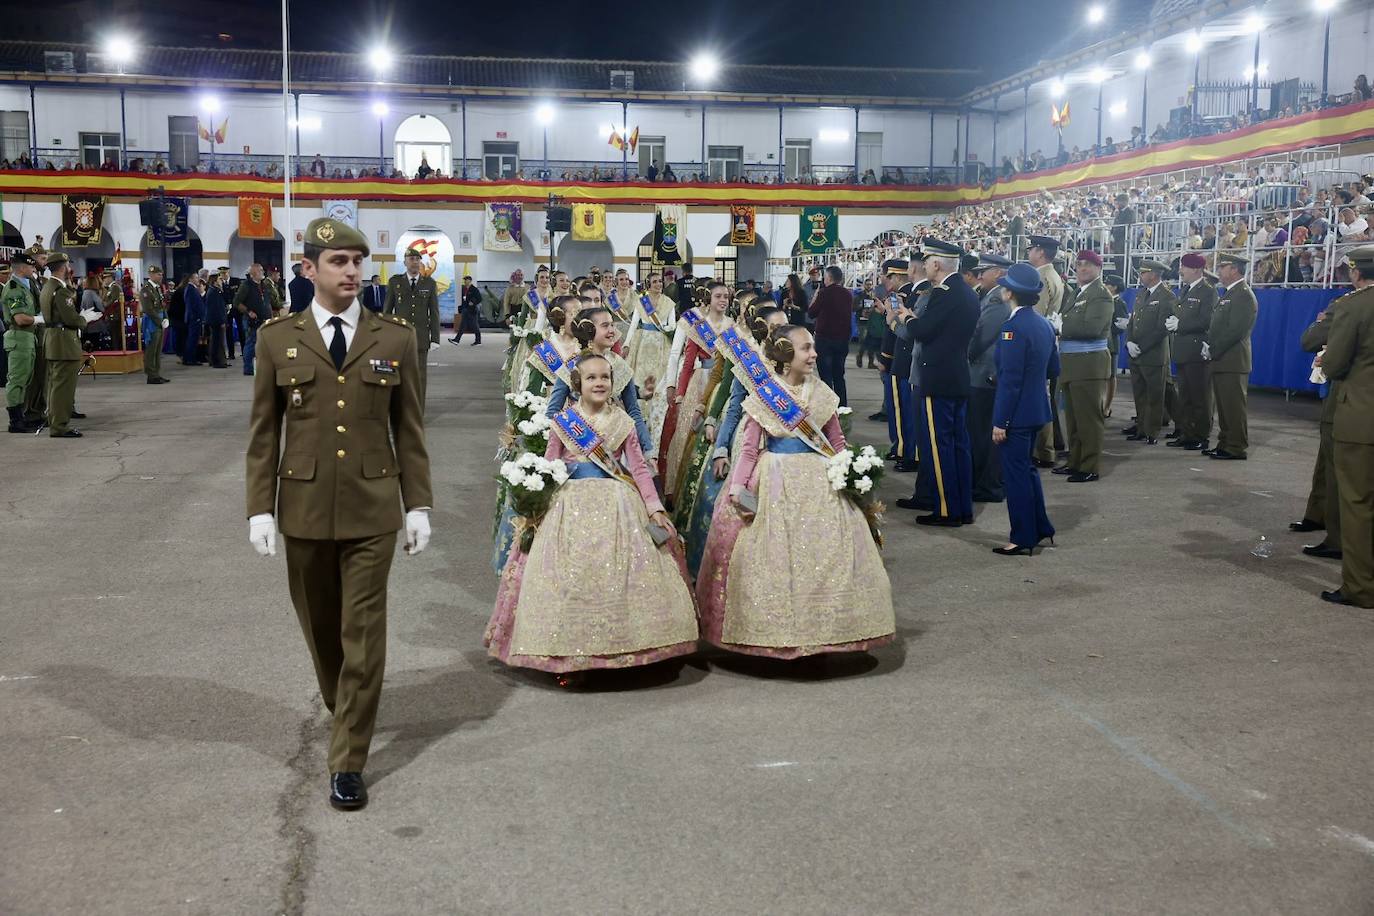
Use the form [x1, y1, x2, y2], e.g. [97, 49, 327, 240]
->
[1103, 272, 1125, 288]
[976, 253, 1013, 271]
[1138, 259, 1169, 273]
[46, 252, 70, 266]
[960, 252, 980, 273]
[1215, 253, 1249, 268]
[882, 258, 908, 275]
[1027, 234, 1060, 252]
[1345, 245, 1374, 269]
[307, 217, 370, 257]
[920, 237, 964, 258]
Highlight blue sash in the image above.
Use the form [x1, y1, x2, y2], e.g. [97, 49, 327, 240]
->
[530, 339, 564, 381]
[608, 290, 630, 321]
[1060, 338, 1108, 354]
[568, 461, 612, 480]
[766, 437, 814, 454]
[680, 309, 718, 352]
[552, 407, 638, 488]
[526, 290, 547, 313]
[638, 293, 667, 331]
[722, 329, 835, 458]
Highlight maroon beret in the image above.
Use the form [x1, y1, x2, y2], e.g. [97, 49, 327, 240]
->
[1076, 249, 1102, 267]
[1180, 253, 1206, 269]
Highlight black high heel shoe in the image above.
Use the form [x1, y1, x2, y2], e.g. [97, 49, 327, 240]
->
[992, 545, 1036, 556]
[1038, 536, 1056, 548]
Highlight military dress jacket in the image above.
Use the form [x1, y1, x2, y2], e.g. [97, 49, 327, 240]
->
[907, 272, 981, 399]
[138, 281, 166, 321]
[245, 309, 434, 540]
[1320, 285, 1374, 446]
[40, 278, 86, 360]
[1208, 280, 1258, 374]
[384, 274, 441, 346]
[1172, 279, 1217, 365]
[2, 277, 38, 342]
[1128, 283, 1176, 368]
[1059, 276, 1115, 382]
[1301, 298, 1345, 425]
[994, 307, 1060, 429]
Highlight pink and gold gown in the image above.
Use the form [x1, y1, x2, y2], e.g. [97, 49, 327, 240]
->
[695, 376, 895, 658]
[486, 404, 700, 672]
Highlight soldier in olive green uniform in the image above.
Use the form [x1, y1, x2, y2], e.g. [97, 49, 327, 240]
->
[384, 247, 441, 399]
[1204, 254, 1258, 460]
[1165, 253, 1217, 450]
[1125, 260, 1176, 444]
[139, 266, 169, 383]
[39, 253, 88, 438]
[3, 252, 41, 432]
[245, 218, 434, 811]
[1055, 250, 1115, 481]
[1317, 246, 1374, 607]
[1297, 296, 1350, 560]
[1028, 236, 1065, 465]
[23, 252, 47, 425]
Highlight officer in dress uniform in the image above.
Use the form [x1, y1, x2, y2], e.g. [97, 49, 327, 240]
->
[968, 254, 1012, 503]
[3, 253, 41, 433]
[23, 247, 48, 425]
[1124, 260, 1176, 444]
[1203, 253, 1258, 460]
[1053, 250, 1114, 482]
[882, 258, 920, 475]
[40, 253, 93, 438]
[385, 246, 441, 399]
[899, 238, 980, 527]
[1317, 245, 1374, 606]
[245, 218, 434, 810]
[139, 266, 169, 384]
[1027, 235, 1065, 467]
[872, 258, 906, 426]
[1164, 253, 1217, 451]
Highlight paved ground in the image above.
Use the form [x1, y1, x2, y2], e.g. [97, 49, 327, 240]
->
[3, 342, 1372, 916]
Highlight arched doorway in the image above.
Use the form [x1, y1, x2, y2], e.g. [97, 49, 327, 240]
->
[47, 226, 117, 278]
[714, 232, 769, 288]
[229, 229, 284, 279]
[1, 220, 24, 251]
[394, 114, 452, 179]
[635, 230, 693, 281]
[395, 226, 457, 324]
[556, 237, 614, 281]
[139, 226, 203, 281]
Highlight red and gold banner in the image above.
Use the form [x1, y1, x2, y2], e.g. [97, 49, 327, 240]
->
[3, 100, 1372, 212]
[729, 204, 756, 245]
[237, 197, 274, 238]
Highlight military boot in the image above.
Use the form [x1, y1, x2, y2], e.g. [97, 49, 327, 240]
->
[8, 405, 36, 433]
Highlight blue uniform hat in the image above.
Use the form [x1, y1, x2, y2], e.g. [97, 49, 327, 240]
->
[996, 262, 1043, 296]
[976, 253, 1013, 271]
[920, 237, 964, 259]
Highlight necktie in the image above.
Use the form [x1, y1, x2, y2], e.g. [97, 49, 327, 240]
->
[328, 316, 347, 370]
[410, 278, 416, 293]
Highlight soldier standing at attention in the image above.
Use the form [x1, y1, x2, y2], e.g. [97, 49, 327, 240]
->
[1053, 250, 1114, 483]
[24, 248, 48, 425]
[1027, 235, 1064, 467]
[40, 253, 93, 439]
[1124, 260, 1176, 445]
[3, 252, 41, 433]
[385, 246, 441, 399]
[1316, 245, 1374, 607]
[245, 218, 434, 810]
[1164, 253, 1217, 451]
[140, 265, 170, 384]
[1203, 254, 1258, 461]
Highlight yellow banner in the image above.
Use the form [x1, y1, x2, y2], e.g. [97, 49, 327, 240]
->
[571, 203, 607, 240]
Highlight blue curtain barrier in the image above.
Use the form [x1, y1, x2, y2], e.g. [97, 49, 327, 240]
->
[1118, 287, 1343, 392]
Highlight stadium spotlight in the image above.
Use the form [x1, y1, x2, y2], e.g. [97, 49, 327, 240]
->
[1185, 32, 1204, 53]
[371, 101, 388, 117]
[1242, 63, 1269, 80]
[535, 103, 556, 126]
[1049, 78, 1066, 98]
[1087, 4, 1106, 24]
[370, 45, 394, 74]
[1134, 51, 1151, 70]
[1243, 12, 1263, 33]
[1089, 67, 1109, 84]
[690, 52, 720, 83]
[1314, 0, 1336, 9]
[201, 95, 221, 113]
[106, 34, 135, 65]
[1108, 100, 1127, 117]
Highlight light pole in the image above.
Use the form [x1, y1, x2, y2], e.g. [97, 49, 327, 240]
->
[372, 101, 387, 174]
[1186, 32, 1202, 126]
[1136, 51, 1150, 147]
[1317, 0, 1336, 105]
[106, 35, 134, 168]
[535, 102, 555, 181]
[1246, 14, 1263, 114]
[202, 94, 220, 168]
[1091, 68, 1108, 151]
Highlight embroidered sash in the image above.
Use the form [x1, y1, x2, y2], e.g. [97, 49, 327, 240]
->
[527, 338, 565, 384]
[607, 290, 631, 321]
[680, 308, 720, 353]
[726, 336, 836, 458]
[638, 293, 666, 331]
[551, 408, 638, 488]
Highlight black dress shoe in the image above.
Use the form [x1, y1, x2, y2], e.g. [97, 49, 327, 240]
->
[70, 411, 86, 419]
[1121, 425, 1138, 437]
[1184, 439, 1208, 451]
[1067, 472, 1100, 483]
[1032, 458, 1056, 469]
[1289, 518, 1325, 532]
[895, 497, 934, 511]
[1139, 437, 1158, 445]
[884, 447, 897, 460]
[448, 336, 460, 345]
[893, 459, 918, 473]
[1166, 437, 1188, 448]
[1200, 448, 1217, 457]
[916, 514, 963, 527]
[992, 545, 1035, 556]
[1208, 449, 1246, 460]
[1303, 543, 1343, 560]
[50, 429, 83, 438]
[1165, 429, 1181, 439]
[1051, 465, 1076, 475]
[329, 772, 368, 810]
[868, 412, 887, 422]
[1320, 589, 1354, 605]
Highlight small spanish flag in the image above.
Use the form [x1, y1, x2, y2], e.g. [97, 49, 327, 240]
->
[608, 128, 625, 151]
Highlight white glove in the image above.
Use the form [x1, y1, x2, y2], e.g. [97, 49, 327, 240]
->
[1126, 341, 1142, 359]
[248, 513, 277, 557]
[404, 509, 431, 555]
[80, 308, 103, 323]
[32, 313, 45, 326]
[1114, 317, 1129, 330]
[1164, 315, 1180, 332]
[1201, 342, 1211, 361]
[1048, 313, 1063, 334]
[161, 318, 169, 329]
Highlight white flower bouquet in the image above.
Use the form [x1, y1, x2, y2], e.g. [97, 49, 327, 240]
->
[498, 452, 570, 551]
[825, 444, 886, 546]
[500, 391, 550, 454]
[837, 405, 854, 439]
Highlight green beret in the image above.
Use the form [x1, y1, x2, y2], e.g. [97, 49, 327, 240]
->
[1343, 245, 1374, 269]
[404, 246, 422, 258]
[46, 252, 70, 267]
[1215, 253, 1249, 268]
[306, 218, 370, 257]
[148, 265, 163, 274]
[1137, 259, 1168, 273]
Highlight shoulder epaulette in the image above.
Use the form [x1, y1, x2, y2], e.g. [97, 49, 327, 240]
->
[262, 314, 290, 327]
[382, 313, 409, 326]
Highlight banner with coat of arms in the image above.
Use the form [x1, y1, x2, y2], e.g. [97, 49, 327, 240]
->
[322, 199, 358, 228]
[60, 194, 107, 246]
[571, 203, 607, 241]
[799, 206, 839, 254]
[729, 205, 756, 246]
[143, 197, 191, 248]
[237, 198, 274, 239]
[653, 204, 687, 264]
[483, 202, 523, 252]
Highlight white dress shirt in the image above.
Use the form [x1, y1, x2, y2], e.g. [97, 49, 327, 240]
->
[311, 298, 361, 352]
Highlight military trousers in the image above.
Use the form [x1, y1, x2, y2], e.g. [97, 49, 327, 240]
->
[1062, 376, 1107, 474]
[4, 334, 35, 408]
[416, 342, 430, 401]
[1318, 421, 1341, 550]
[284, 530, 398, 773]
[1034, 377, 1064, 464]
[1333, 439, 1374, 607]
[923, 396, 972, 522]
[1130, 362, 1166, 439]
[888, 374, 916, 462]
[968, 386, 1003, 501]
[1303, 423, 1330, 527]
[24, 343, 46, 419]
[144, 327, 164, 379]
[45, 358, 81, 435]
[1163, 373, 1179, 429]
[1211, 370, 1249, 457]
[1000, 425, 1055, 549]
[1176, 361, 1212, 443]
